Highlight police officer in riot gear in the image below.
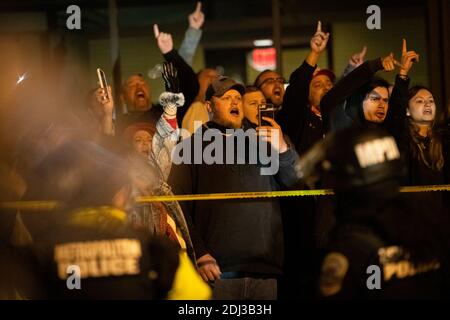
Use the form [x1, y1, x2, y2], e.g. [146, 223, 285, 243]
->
[313, 127, 450, 299]
[19, 139, 210, 300]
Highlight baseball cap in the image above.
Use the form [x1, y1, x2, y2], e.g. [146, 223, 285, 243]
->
[312, 68, 336, 82]
[205, 76, 245, 101]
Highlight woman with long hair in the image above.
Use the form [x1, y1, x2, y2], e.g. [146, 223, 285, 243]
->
[406, 86, 448, 185]
[394, 86, 450, 292]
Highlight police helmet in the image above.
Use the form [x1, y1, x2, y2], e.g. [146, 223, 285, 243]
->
[323, 126, 404, 191]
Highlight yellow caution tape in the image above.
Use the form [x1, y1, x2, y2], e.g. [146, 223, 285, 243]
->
[136, 184, 450, 203]
[136, 189, 334, 202]
[0, 200, 61, 211]
[400, 184, 450, 193]
[1, 185, 449, 210]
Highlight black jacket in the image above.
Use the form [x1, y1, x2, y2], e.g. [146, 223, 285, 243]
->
[385, 72, 450, 216]
[318, 58, 414, 159]
[3, 204, 180, 299]
[320, 58, 384, 133]
[276, 60, 322, 156]
[319, 194, 450, 299]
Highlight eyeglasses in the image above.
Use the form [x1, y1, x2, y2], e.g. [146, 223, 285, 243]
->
[257, 77, 286, 88]
[367, 95, 389, 105]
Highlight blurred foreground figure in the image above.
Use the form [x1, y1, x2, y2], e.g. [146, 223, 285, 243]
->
[21, 139, 210, 299]
[311, 127, 450, 299]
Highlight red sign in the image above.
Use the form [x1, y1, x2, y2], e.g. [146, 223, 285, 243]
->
[250, 48, 276, 71]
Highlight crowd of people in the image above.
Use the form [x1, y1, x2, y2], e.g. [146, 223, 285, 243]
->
[0, 2, 449, 300]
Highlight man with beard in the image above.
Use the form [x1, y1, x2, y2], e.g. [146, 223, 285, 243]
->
[169, 76, 300, 300]
[254, 69, 286, 110]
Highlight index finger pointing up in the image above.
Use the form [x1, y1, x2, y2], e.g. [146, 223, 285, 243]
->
[153, 24, 160, 38]
[317, 21, 322, 33]
[360, 46, 367, 57]
[402, 38, 407, 54]
[195, 1, 202, 12]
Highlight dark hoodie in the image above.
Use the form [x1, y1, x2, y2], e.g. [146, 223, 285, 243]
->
[320, 58, 409, 140]
[168, 119, 299, 275]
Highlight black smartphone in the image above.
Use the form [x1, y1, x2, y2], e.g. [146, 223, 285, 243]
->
[96, 68, 110, 101]
[258, 103, 276, 127]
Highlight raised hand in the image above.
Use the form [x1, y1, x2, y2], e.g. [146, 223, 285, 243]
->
[349, 46, 367, 68]
[160, 62, 184, 119]
[398, 38, 419, 76]
[162, 62, 180, 93]
[381, 52, 396, 72]
[310, 21, 330, 54]
[94, 85, 114, 116]
[154, 24, 173, 55]
[188, 2, 204, 30]
[257, 117, 288, 153]
[93, 85, 115, 135]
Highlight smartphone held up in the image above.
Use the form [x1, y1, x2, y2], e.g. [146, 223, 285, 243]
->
[96, 68, 110, 103]
[258, 103, 276, 127]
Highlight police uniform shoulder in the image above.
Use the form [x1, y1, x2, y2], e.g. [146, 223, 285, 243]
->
[68, 206, 128, 232]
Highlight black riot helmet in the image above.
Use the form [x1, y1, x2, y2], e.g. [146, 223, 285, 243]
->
[323, 126, 404, 192]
